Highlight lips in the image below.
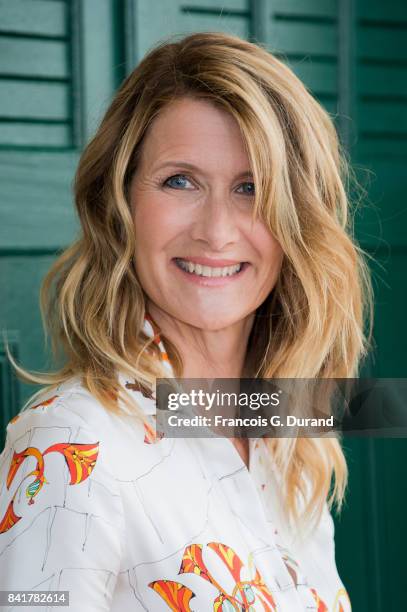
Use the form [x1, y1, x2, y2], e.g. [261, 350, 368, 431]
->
[175, 258, 242, 277]
[171, 257, 250, 286]
[173, 256, 246, 267]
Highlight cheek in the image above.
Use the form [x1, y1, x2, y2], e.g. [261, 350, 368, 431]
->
[270, 239, 284, 269]
[252, 225, 284, 272]
[134, 199, 159, 241]
[133, 190, 165, 243]
[132, 195, 158, 277]
[133, 197, 184, 264]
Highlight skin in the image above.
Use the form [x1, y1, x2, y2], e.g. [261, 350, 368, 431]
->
[130, 97, 284, 468]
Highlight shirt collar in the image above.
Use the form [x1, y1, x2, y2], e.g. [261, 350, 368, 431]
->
[117, 313, 173, 416]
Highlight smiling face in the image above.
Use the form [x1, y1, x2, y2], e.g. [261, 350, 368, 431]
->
[130, 97, 283, 331]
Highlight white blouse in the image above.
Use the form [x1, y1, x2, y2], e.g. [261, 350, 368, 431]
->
[0, 316, 351, 611]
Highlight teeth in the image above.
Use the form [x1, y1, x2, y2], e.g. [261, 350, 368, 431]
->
[176, 259, 242, 277]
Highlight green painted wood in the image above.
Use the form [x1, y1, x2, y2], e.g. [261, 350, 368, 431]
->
[354, 161, 407, 248]
[0, 37, 69, 78]
[359, 101, 407, 135]
[336, 438, 381, 611]
[177, 0, 248, 10]
[358, 64, 407, 98]
[368, 252, 407, 377]
[0, 0, 124, 444]
[286, 61, 337, 96]
[0, 255, 58, 451]
[335, 1, 407, 610]
[254, 2, 407, 610]
[0, 80, 69, 119]
[356, 138, 407, 159]
[0, 0, 122, 244]
[358, 28, 407, 62]
[374, 438, 407, 610]
[0, 122, 71, 147]
[269, 22, 337, 57]
[315, 98, 337, 115]
[357, 0, 406, 21]
[0, 150, 79, 249]
[129, 0, 250, 66]
[338, 434, 407, 612]
[272, 0, 337, 18]
[76, 0, 120, 142]
[0, 330, 20, 446]
[267, 0, 339, 131]
[0, 1, 71, 148]
[0, 0, 67, 38]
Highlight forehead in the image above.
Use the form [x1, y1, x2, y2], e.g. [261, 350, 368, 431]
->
[138, 97, 251, 173]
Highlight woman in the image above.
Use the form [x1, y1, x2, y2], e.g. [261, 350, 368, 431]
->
[0, 32, 372, 610]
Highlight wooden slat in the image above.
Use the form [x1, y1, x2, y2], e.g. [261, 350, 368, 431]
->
[0, 80, 69, 120]
[0, 0, 67, 37]
[269, 22, 337, 57]
[357, 0, 407, 22]
[358, 64, 407, 97]
[358, 25, 407, 62]
[353, 160, 407, 247]
[359, 100, 407, 134]
[318, 97, 337, 116]
[176, 11, 249, 39]
[356, 138, 407, 159]
[0, 122, 71, 147]
[0, 150, 79, 250]
[289, 59, 337, 95]
[180, 0, 247, 11]
[335, 439, 378, 612]
[77, 0, 126, 144]
[271, 0, 337, 18]
[0, 37, 68, 79]
[133, 0, 251, 64]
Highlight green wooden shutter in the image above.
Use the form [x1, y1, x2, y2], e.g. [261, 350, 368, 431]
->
[125, 0, 251, 66]
[0, 0, 121, 434]
[266, 0, 338, 115]
[338, 2, 407, 611]
[0, 0, 71, 147]
[254, 1, 407, 609]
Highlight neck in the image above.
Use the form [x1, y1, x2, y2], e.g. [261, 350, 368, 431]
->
[146, 302, 254, 379]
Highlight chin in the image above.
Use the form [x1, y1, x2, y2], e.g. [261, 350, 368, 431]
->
[181, 312, 243, 331]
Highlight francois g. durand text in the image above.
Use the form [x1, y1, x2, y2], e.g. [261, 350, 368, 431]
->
[166, 414, 334, 428]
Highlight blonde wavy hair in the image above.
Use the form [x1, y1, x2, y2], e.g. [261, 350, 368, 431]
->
[7, 31, 373, 539]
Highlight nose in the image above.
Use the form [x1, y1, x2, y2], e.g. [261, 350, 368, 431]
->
[190, 191, 240, 251]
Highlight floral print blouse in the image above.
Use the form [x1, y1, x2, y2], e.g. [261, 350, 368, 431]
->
[0, 315, 351, 611]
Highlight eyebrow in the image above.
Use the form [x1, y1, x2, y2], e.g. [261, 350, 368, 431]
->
[152, 160, 253, 180]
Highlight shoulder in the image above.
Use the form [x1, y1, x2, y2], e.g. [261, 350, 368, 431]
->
[0, 378, 152, 544]
[0, 380, 128, 598]
[0, 379, 121, 502]
[1, 377, 165, 486]
[3, 375, 152, 452]
[5, 377, 112, 439]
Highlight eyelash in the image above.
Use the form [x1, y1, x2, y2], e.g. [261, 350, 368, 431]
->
[161, 173, 255, 195]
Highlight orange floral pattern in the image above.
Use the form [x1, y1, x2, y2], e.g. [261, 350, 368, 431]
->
[0, 441, 99, 533]
[149, 541, 277, 611]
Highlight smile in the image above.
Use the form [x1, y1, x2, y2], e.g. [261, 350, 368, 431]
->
[174, 258, 243, 277]
[172, 258, 250, 287]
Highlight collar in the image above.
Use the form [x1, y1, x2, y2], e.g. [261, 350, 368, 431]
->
[117, 313, 173, 416]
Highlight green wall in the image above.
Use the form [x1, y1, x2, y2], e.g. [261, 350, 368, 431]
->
[1, 1, 406, 609]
